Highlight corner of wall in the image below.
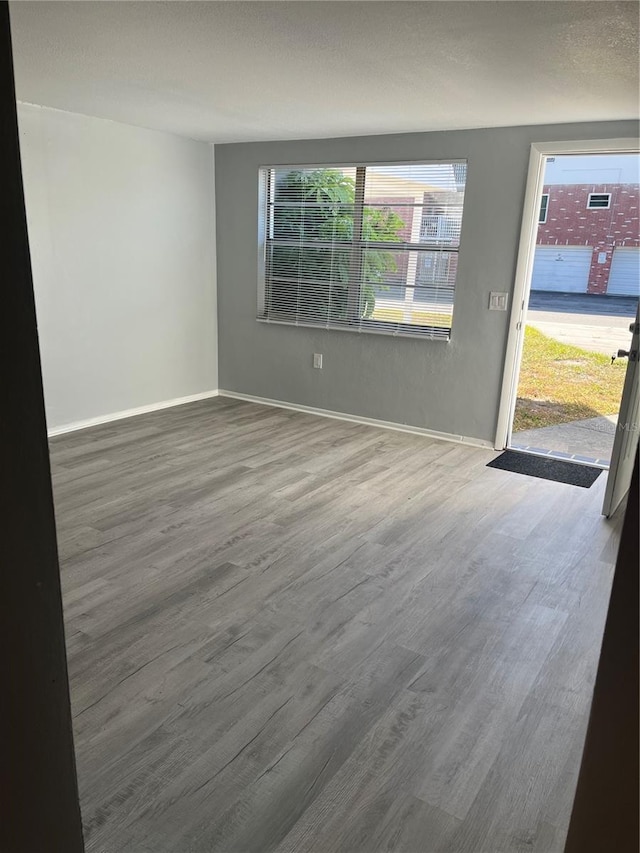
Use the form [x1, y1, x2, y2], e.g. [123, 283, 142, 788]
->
[211, 142, 219, 392]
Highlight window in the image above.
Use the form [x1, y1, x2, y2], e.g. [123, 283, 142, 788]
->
[587, 192, 611, 209]
[258, 161, 467, 340]
[539, 193, 549, 223]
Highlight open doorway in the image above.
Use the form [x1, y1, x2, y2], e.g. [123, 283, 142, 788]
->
[496, 140, 640, 515]
[511, 151, 639, 467]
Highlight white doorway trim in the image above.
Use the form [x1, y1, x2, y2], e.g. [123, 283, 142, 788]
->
[494, 137, 640, 451]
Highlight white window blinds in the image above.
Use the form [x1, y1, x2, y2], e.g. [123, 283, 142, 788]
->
[258, 162, 467, 340]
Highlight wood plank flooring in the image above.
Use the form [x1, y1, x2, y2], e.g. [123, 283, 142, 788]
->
[50, 397, 623, 852]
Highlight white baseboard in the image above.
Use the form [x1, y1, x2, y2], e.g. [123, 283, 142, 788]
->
[47, 390, 219, 437]
[218, 389, 493, 449]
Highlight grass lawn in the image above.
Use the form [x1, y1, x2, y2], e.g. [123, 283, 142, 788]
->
[513, 325, 627, 432]
[372, 306, 451, 327]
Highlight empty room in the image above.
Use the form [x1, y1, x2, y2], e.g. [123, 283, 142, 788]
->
[3, 2, 639, 852]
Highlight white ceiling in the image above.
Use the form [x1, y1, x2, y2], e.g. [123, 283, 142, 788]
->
[9, 1, 640, 144]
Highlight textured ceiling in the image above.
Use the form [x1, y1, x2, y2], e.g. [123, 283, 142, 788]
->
[8, 1, 640, 143]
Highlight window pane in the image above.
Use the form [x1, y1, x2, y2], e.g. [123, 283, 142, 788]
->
[260, 163, 466, 339]
[539, 195, 549, 222]
[587, 193, 611, 208]
[363, 163, 465, 248]
[265, 242, 352, 323]
[270, 167, 358, 243]
[367, 248, 456, 329]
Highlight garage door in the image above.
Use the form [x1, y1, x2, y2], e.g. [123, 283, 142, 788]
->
[531, 245, 592, 293]
[607, 247, 640, 296]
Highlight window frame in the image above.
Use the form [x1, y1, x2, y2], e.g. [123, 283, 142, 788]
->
[257, 159, 467, 342]
[539, 193, 549, 223]
[587, 192, 612, 210]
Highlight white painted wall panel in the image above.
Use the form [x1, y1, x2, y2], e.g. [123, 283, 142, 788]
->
[17, 104, 217, 430]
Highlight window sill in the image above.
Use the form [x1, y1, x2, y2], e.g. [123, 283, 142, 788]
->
[256, 316, 451, 342]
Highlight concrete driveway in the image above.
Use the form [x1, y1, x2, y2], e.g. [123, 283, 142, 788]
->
[526, 292, 638, 355]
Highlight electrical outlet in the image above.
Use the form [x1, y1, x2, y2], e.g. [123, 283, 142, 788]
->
[313, 353, 323, 369]
[489, 292, 508, 311]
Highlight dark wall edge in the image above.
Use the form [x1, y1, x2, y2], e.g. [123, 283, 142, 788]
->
[0, 3, 84, 850]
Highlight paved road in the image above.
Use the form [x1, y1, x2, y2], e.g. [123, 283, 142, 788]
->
[527, 292, 638, 355]
[528, 292, 638, 318]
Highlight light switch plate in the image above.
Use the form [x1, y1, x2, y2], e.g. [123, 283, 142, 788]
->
[313, 353, 323, 369]
[489, 292, 508, 311]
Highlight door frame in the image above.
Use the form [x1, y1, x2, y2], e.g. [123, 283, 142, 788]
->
[602, 303, 640, 517]
[494, 137, 640, 451]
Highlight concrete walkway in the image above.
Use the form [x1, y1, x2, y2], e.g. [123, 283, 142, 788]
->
[512, 414, 617, 466]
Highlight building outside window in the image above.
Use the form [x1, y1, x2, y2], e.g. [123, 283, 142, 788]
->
[258, 162, 467, 340]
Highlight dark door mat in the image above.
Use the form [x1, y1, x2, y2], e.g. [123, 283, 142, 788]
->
[487, 450, 602, 487]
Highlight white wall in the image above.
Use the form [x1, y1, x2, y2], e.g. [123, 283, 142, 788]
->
[18, 103, 217, 431]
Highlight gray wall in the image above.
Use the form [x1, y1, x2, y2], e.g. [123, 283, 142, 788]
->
[216, 121, 638, 444]
[18, 103, 218, 430]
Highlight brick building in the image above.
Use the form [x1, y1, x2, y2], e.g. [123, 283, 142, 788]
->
[533, 154, 640, 296]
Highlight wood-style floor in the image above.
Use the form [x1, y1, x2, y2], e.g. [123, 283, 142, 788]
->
[50, 397, 622, 853]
